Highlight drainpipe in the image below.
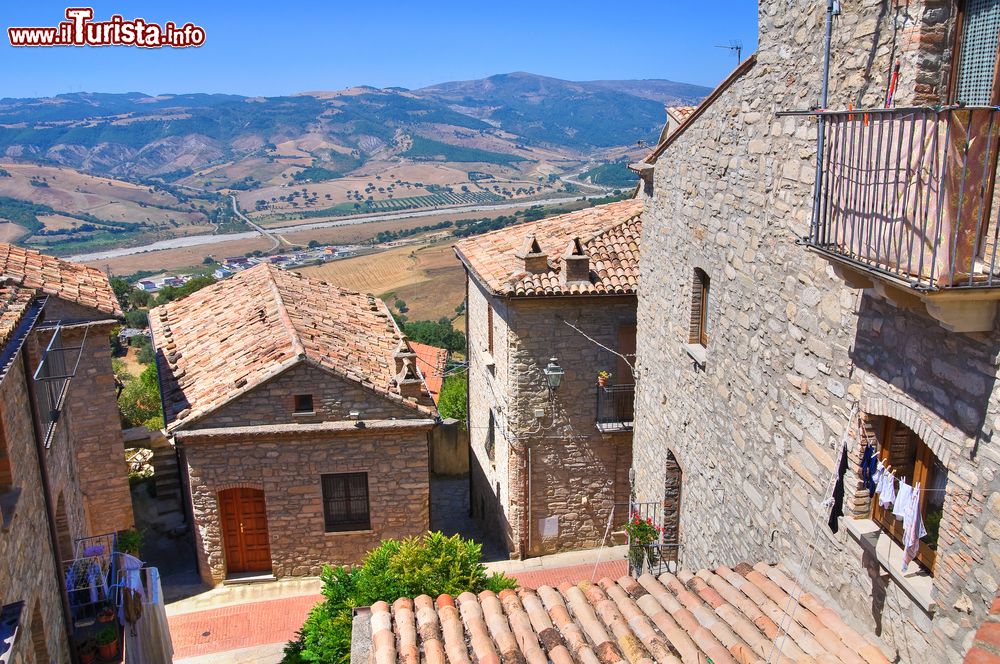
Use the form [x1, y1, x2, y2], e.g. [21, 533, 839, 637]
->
[464, 270, 472, 517]
[23, 337, 79, 664]
[811, 0, 839, 244]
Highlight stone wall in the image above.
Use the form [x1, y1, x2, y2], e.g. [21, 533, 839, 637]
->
[632, 1, 997, 660]
[466, 272, 635, 558]
[181, 424, 432, 584]
[194, 363, 420, 430]
[0, 354, 72, 664]
[38, 296, 133, 536]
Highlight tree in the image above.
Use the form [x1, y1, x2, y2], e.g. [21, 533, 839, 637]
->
[124, 309, 149, 329]
[283, 533, 514, 664]
[118, 364, 163, 429]
[402, 319, 465, 353]
[110, 277, 132, 312]
[307, 240, 320, 248]
[437, 373, 467, 424]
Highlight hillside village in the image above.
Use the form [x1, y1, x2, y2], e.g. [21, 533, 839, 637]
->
[9, 2, 1000, 664]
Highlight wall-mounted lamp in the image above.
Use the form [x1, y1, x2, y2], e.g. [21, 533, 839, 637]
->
[543, 357, 564, 390]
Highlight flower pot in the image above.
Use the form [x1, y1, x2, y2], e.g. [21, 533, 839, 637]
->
[80, 650, 96, 664]
[97, 610, 114, 623]
[598, 376, 608, 387]
[98, 639, 118, 660]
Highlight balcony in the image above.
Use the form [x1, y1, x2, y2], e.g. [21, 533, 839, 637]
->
[804, 106, 1000, 332]
[596, 384, 634, 432]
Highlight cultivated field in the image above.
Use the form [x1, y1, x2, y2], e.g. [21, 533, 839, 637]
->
[299, 240, 466, 327]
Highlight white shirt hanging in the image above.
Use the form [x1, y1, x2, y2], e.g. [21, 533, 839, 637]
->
[893, 481, 912, 521]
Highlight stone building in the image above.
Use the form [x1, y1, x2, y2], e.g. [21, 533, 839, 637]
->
[0, 245, 130, 664]
[455, 199, 641, 558]
[149, 264, 438, 585]
[631, 0, 1000, 660]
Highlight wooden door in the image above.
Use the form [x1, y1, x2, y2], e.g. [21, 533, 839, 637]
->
[615, 324, 637, 421]
[219, 488, 272, 574]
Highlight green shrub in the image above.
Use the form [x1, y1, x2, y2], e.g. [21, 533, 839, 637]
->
[284, 532, 514, 664]
[118, 364, 163, 429]
[115, 528, 144, 556]
[437, 373, 467, 424]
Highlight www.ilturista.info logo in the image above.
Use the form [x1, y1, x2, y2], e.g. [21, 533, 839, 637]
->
[8, 8, 206, 48]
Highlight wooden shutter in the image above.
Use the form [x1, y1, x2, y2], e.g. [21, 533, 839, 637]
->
[689, 269, 709, 346]
[487, 304, 494, 355]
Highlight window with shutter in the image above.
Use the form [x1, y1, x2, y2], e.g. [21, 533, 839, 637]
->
[689, 269, 710, 347]
[954, 0, 1000, 105]
[485, 410, 496, 462]
[866, 416, 947, 572]
[321, 472, 370, 532]
[487, 303, 494, 356]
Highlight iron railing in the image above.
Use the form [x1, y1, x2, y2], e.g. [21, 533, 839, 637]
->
[806, 106, 1000, 290]
[596, 384, 635, 430]
[617, 501, 680, 577]
[32, 324, 86, 447]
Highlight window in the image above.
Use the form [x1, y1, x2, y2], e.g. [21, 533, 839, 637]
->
[321, 472, 370, 532]
[953, 0, 1000, 104]
[863, 416, 947, 572]
[294, 394, 314, 413]
[487, 303, 495, 356]
[485, 410, 496, 462]
[689, 269, 710, 347]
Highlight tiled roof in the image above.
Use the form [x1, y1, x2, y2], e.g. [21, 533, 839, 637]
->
[410, 341, 447, 404]
[149, 264, 436, 431]
[363, 563, 891, 664]
[965, 588, 1000, 663]
[666, 106, 697, 123]
[454, 200, 642, 297]
[0, 244, 121, 317]
[0, 285, 37, 350]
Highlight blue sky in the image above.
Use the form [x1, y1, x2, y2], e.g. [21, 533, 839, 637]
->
[2, 2, 759, 98]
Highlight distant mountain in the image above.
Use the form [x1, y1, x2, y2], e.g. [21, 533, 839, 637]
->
[415, 72, 709, 148]
[0, 72, 710, 178]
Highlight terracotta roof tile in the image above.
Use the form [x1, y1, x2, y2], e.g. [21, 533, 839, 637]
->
[149, 264, 436, 431]
[363, 563, 892, 664]
[0, 284, 37, 350]
[410, 341, 447, 404]
[666, 106, 697, 123]
[0, 244, 120, 317]
[454, 200, 642, 297]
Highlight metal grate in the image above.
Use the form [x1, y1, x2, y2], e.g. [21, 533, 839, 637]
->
[956, 0, 1000, 105]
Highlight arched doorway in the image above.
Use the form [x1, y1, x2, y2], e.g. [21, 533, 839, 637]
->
[54, 493, 72, 563]
[861, 414, 948, 571]
[30, 602, 49, 664]
[218, 488, 271, 574]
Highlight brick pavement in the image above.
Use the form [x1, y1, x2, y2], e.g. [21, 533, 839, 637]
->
[169, 558, 628, 660]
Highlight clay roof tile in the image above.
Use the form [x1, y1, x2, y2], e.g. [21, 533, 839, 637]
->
[360, 564, 890, 664]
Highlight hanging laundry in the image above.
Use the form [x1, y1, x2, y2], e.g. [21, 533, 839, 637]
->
[828, 442, 849, 533]
[902, 482, 927, 571]
[872, 461, 885, 494]
[861, 444, 877, 496]
[879, 471, 896, 508]
[893, 481, 912, 521]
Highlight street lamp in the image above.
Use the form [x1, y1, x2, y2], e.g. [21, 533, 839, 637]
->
[543, 357, 564, 390]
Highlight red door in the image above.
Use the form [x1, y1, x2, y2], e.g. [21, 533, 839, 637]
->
[219, 488, 272, 574]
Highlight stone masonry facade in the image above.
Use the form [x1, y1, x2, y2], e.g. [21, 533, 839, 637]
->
[181, 424, 432, 584]
[632, 1, 1000, 661]
[467, 275, 634, 558]
[179, 364, 433, 584]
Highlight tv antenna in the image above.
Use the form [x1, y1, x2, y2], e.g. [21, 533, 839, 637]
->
[715, 40, 743, 64]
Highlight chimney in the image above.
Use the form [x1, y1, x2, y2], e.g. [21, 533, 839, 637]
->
[561, 238, 590, 286]
[393, 338, 424, 398]
[515, 235, 549, 274]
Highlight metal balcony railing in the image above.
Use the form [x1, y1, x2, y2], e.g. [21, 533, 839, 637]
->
[596, 384, 634, 431]
[806, 106, 1000, 290]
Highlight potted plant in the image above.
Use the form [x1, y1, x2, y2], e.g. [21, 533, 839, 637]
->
[597, 370, 611, 387]
[623, 513, 662, 575]
[78, 639, 97, 664]
[96, 603, 115, 623]
[115, 528, 144, 557]
[95, 626, 118, 660]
